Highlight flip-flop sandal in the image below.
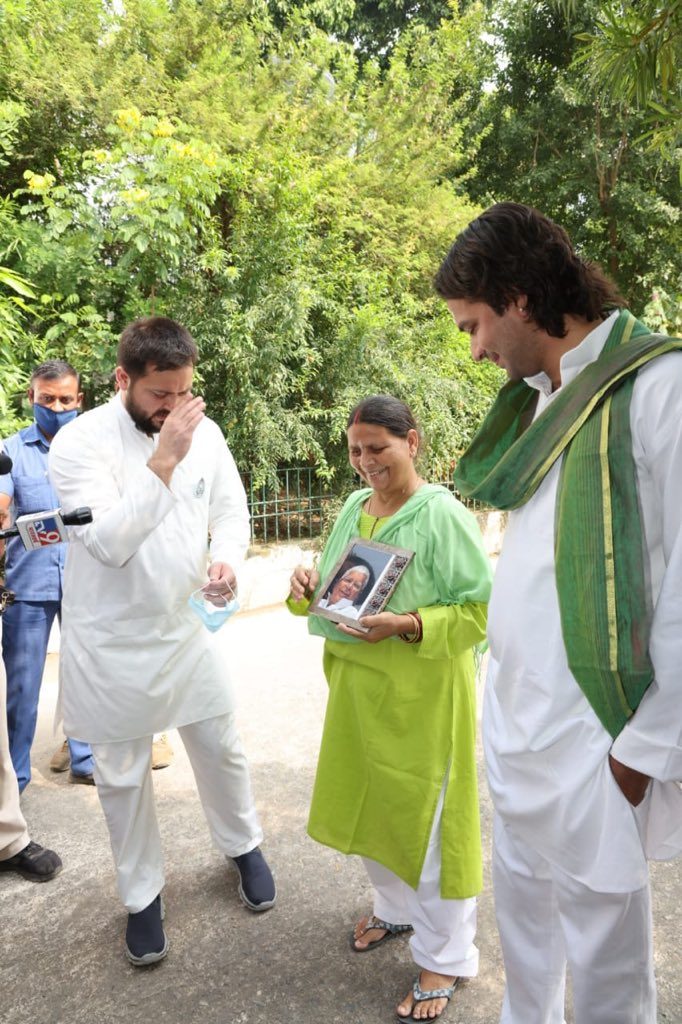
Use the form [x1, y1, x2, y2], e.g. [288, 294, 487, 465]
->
[396, 975, 459, 1023]
[351, 915, 413, 952]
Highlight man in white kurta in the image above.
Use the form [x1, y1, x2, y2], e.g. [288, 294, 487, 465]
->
[49, 316, 274, 965]
[436, 202, 682, 1024]
[484, 315, 682, 1023]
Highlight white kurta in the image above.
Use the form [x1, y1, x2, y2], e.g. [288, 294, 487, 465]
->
[485, 312, 682, 893]
[48, 394, 250, 744]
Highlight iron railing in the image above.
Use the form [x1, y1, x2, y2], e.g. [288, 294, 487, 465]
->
[241, 466, 489, 545]
[242, 467, 334, 544]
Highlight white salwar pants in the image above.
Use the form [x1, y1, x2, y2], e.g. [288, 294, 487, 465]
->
[493, 816, 656, 1024]
[91, 712, 263, 913]
[362, 780, 479, 977]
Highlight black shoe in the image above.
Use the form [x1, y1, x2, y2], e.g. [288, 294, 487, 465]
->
[125, 894, 169, 966]
[0, 841, 63, 882]
[232, 847, 276, 912]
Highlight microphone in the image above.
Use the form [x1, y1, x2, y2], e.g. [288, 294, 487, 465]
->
[0, 451, 12, 474]
[0, 507, 93, 547]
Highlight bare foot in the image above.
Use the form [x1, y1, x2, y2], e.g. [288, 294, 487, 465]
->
[352, 914, 389, 950]
[396, 970, 457, 1020]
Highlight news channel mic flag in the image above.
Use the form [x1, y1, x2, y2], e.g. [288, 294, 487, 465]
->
[8, 507, 93, 549]
[0, 448, 92, 546]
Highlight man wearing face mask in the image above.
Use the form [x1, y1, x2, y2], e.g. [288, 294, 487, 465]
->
[0, 360, 95, 790]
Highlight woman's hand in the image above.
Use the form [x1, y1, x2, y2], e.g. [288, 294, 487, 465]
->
[289, 565, 319, 601]
[337, 611, 415, 644]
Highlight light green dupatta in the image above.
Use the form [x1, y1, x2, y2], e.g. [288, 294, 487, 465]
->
[455, 310, 682, 737]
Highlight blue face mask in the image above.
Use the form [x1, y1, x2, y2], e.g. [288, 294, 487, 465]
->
[34, 404, 78, 438]
[188, 585, 240, 632]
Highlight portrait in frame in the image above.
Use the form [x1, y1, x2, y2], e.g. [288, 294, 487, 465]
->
[310, 538, 414, 633]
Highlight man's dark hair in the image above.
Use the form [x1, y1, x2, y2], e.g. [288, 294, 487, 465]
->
[347, 394, 420, 440]
[30, 359, 80, 387]
[117, 317, 198, 378]
[434, 202, 625, 338]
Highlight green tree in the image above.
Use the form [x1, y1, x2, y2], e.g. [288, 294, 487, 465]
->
[468, 0, 680, 329]
[0, 2, 501, 483]
[559, 1, 682, 160]
[0, 263, 40, 434]
[266, 0, 491, 65]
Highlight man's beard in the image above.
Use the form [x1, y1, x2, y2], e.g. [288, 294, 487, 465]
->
[125, 392, 167, 436]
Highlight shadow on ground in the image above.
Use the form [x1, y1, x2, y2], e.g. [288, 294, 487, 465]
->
[1, 607, 679, 1024]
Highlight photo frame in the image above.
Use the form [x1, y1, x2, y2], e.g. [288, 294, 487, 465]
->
[310, 538, 414, 633]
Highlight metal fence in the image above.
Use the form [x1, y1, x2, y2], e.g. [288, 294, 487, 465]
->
[242, 467, 335, 544]
[241, 466, 489, 545]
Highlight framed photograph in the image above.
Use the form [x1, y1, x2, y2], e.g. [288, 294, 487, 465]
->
[310, 538, 414, 633]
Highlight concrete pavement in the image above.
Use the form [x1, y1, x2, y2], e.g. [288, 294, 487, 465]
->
[2, 605, 680, 1024]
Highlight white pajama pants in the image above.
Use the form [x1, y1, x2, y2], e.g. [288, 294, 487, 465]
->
[493, 815, 656, 1024]
[362, 781, 479, 977]
[91, 712, 263, 913]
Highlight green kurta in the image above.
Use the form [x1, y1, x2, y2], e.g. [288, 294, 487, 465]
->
[301, 484, 492, 898]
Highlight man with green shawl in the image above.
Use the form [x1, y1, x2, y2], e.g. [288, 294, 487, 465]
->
[435, 203, 682, 1024]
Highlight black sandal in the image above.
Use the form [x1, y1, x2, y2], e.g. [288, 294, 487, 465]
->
[351, 915, 413, 952]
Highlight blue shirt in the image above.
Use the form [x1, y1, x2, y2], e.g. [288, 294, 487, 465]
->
[0, 422, 65, 601]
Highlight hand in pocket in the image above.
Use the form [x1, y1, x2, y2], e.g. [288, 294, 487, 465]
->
[609, 753, 651, 807]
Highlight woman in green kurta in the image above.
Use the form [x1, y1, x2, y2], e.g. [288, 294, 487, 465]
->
[289, 396, 492, 1021]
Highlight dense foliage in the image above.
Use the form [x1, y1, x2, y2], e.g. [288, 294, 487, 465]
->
[0, 0, 678, 487]
[469, 1, 681, 327]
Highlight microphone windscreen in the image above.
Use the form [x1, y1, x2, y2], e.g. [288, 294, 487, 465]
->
[62, 507, 93, 526]
[0, 452, 12, 474]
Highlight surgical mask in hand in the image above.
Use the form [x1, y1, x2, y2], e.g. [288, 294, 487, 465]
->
[188, 582, 240, 632]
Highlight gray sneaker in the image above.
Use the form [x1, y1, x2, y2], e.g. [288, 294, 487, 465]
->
[232, 848, 276, 912]
[0, 841, 62, 882]
[125, 894, 169, 966]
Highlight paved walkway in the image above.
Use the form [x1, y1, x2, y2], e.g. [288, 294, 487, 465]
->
[2, 606, 680, 1024]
